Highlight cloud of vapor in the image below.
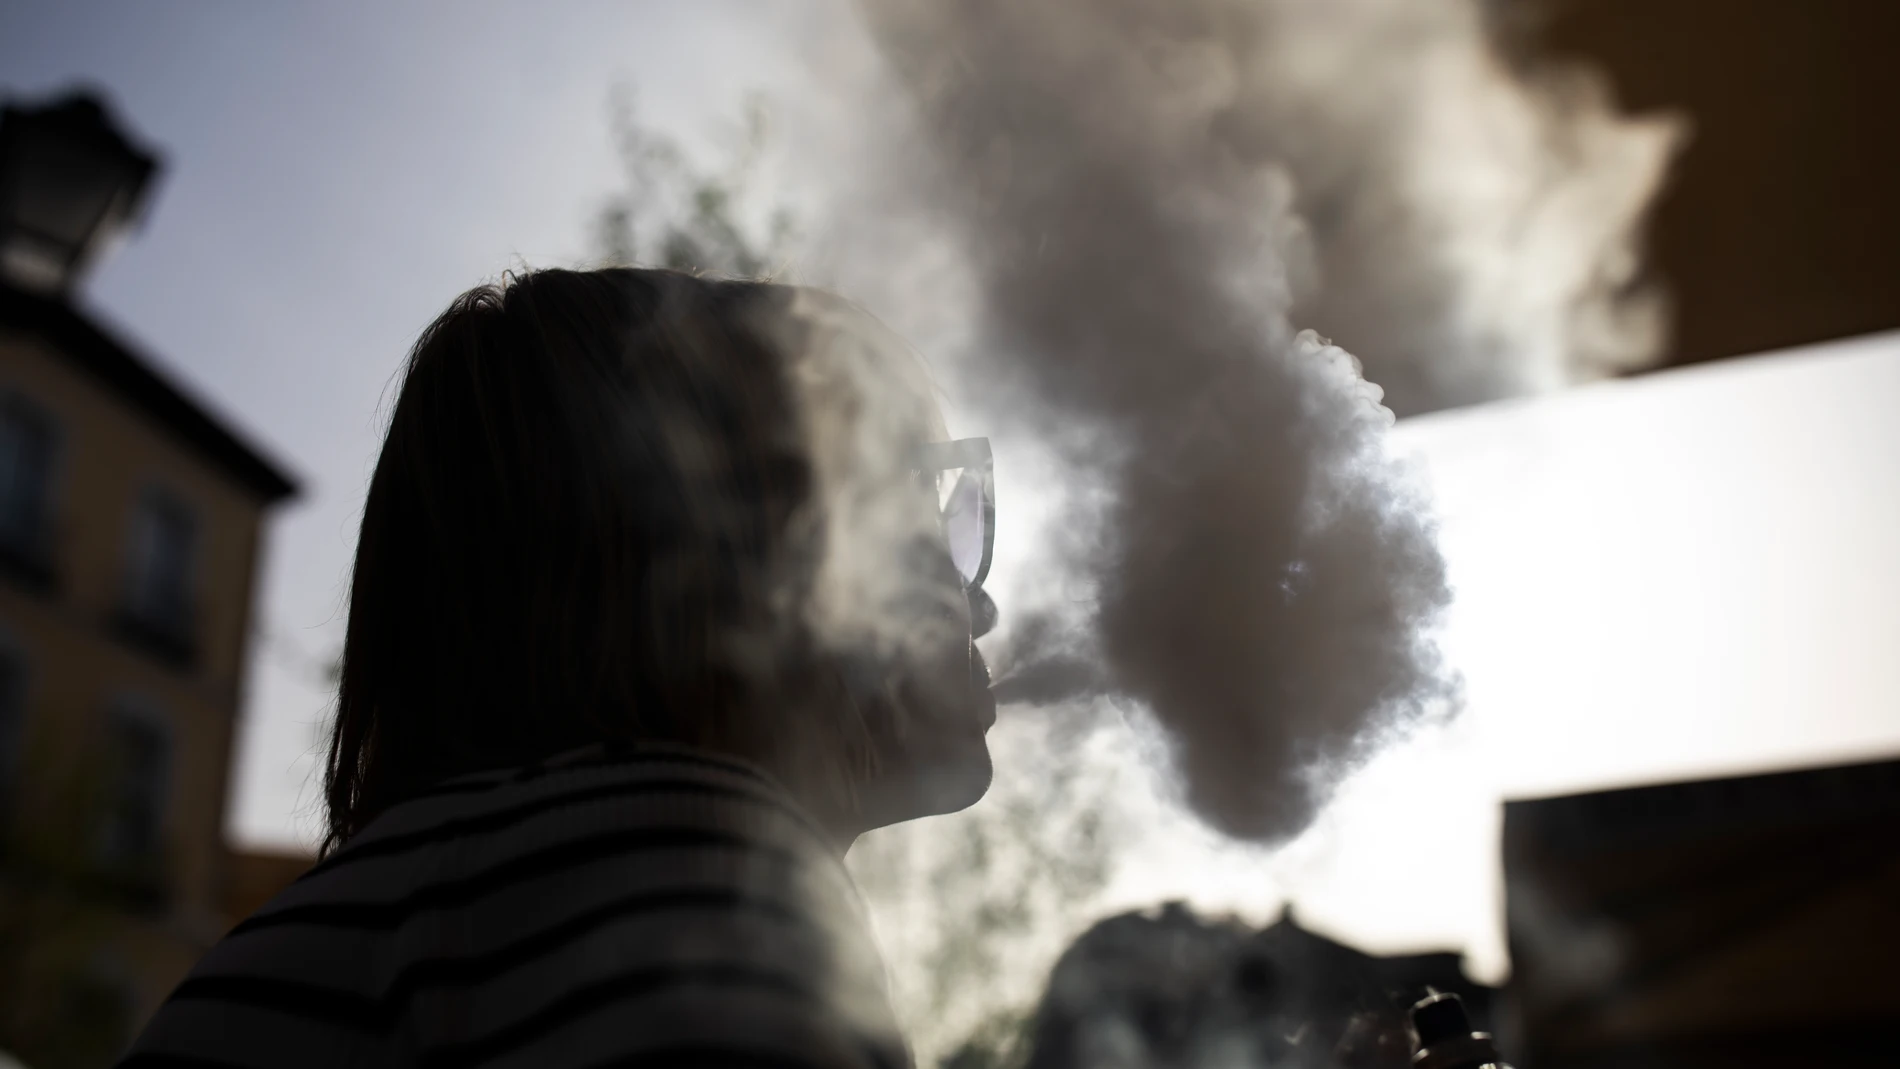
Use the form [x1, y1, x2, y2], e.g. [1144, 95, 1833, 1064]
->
[828, 0, 1454, 845]
[797, 0, 1677, 846]
[1255, 0, 1684, 413]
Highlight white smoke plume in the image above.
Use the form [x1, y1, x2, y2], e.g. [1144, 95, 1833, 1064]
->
[1255, 0, 1684, 412]
[799, 0, 1676, 846]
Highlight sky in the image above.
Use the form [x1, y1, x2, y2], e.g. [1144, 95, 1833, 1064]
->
[4, 2, 1897, 984]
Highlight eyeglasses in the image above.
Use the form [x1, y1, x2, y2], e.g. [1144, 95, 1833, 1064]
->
[915, 437, 994, 590]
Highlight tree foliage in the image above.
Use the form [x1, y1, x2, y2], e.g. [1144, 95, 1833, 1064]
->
[594, 87, 795, 279]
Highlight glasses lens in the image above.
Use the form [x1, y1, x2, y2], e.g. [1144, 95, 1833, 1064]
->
[941, 469, 988, 584]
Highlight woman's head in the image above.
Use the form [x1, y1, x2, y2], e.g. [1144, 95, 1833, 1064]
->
[324, 268, 993, 854]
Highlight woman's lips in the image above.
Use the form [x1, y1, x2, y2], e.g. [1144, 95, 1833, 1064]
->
[973, 646, 997, 730]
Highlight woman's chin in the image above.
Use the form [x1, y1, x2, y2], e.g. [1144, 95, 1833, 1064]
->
[865, 742, 994, 827]
[861, 658, 997, 825]
[922, 745, 994, 816]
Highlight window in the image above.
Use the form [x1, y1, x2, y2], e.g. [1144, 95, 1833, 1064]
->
[0, 638, 23, 822]
[120, 486, 198, 662]
[0, 391, 59, 584]
[97, 696, 171, 868]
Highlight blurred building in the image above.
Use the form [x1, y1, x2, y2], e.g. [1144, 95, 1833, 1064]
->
[1503, 755, 1900, 1068]
[0, 91, 298, 1067]
[1505, 0, 1900, 366]
[1020, 902, 1493, 1069]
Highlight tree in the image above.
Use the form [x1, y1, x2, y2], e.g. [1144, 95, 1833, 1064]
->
[593, 87, 795, 278]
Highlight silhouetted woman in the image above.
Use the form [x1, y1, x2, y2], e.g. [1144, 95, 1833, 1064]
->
[121, 268, 1000, 1069]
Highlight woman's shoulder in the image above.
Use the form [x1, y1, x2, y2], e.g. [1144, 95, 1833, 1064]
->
[120, 744, 908, 1068]
[264, 743, 853, 936]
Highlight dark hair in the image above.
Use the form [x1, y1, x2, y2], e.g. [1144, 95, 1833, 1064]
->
[323, 268, 855, 854]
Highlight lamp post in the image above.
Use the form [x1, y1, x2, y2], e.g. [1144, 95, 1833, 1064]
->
[0, 90, 160, 295]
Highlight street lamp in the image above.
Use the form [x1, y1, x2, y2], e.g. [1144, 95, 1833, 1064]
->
[0, 89, 161, 295]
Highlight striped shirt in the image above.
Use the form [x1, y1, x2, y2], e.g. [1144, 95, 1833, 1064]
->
[121, 745, 911, 1069]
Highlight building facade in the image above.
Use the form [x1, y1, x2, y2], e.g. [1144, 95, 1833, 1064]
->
[0, 90, 297, 1069]
[1503, 756, 1900, 1068]
[0, 281, 297, 1066]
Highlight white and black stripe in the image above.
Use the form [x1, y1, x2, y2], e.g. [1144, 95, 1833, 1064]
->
[122, 747, 909, 1069]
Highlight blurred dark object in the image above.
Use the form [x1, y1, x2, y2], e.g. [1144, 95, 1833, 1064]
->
[0, 90, 159, 296]
[1411, 991, 1509, 1069]
[1498, 0, 1900, 364]
[1503, 755, 1900, 1068]
[0, 88, 297, 1069]
[1022, 902, 1493, 1069]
